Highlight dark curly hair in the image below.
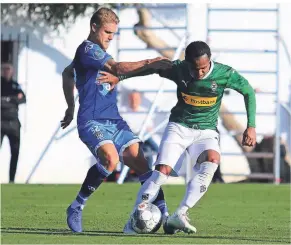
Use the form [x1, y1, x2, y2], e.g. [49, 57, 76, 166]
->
[185, 41, 211, 62]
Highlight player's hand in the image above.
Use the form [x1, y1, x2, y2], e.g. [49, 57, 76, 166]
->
[61, 106, 74, 129]
[242, 127, 256, 147]
[147, 57, 173, 70]
[97, 71, 119, 90]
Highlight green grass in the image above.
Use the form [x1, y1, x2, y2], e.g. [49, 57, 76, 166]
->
[1, 183, 290, 244]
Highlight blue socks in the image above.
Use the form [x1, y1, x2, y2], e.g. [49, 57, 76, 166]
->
[77, 162, 112, 205]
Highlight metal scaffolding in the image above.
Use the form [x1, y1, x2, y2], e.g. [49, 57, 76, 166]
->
[206, 4, 281, 183]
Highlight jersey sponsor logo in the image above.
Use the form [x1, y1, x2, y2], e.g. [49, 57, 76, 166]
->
[85, 43, 94, 53]
[181, 92, 217, 107]
[93, 48, 105, 60]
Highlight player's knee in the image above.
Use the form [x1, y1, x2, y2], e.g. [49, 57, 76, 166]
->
[207, 151, 220, 164]
[197, 150, 220, 164]
[99, 152, 119, 172]
[209, 158, 220, 164]
[155, 164, 172, 176]
[98, 144, 120, 172]
[123, 142, 140, 158]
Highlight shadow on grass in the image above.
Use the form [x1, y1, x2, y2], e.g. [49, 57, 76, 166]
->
[1, 227, 289, 244]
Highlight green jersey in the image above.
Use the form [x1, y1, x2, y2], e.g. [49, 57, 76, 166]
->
[119, 60, 256, 130]
[158, 60, 256, 130]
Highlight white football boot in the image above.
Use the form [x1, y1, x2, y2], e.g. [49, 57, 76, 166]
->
[163, 214, 180, 234]
[166, 211, 197, 234]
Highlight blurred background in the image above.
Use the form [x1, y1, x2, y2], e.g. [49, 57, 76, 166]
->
[1, 3, 290, 184]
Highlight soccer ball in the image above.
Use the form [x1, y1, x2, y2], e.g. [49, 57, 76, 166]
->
[131, 202, 162, 234]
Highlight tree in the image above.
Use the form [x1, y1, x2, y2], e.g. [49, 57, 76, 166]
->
[1, 4, 122, 30]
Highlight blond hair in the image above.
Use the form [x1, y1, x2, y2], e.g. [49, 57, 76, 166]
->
[90, 7, 119, 27]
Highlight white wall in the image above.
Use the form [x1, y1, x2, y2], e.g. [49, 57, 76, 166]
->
[1, 3, 290, 183]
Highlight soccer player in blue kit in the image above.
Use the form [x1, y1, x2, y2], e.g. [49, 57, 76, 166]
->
[61, 7, 172, 233]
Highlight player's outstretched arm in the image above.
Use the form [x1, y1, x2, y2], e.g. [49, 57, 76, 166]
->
[97, 68, 156, 87]
[61, 63, 75, 129]
[97, 57, 172, 87]
[226, 69, 257, 147]
[80, 44, 172, 87]
[103, 57, 172, 77]
[98, 59, 182, 88]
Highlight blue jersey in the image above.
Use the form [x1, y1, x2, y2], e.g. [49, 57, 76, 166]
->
[73, 40, 122, 124]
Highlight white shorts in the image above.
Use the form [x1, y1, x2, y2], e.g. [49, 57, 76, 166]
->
[154, 122, 221, 176]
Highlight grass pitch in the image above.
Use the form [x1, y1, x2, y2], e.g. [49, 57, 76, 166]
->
[1, 183, 290, 244]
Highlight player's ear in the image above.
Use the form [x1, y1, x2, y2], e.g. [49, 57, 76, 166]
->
[91, 23, 97, 33]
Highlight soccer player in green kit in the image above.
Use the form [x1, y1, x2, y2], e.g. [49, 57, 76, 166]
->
[99, 41, 256, 234]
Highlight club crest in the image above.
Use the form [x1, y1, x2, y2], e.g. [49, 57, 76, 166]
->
[93, 47, 105, 60]
[211, 81, 217, 92]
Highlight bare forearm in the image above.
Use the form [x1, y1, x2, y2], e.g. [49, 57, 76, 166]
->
[118, 68, 156, 81]
[62, 67, 75, 108]
[115, 60, 149, 76]
[102, 57, 171, 84]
